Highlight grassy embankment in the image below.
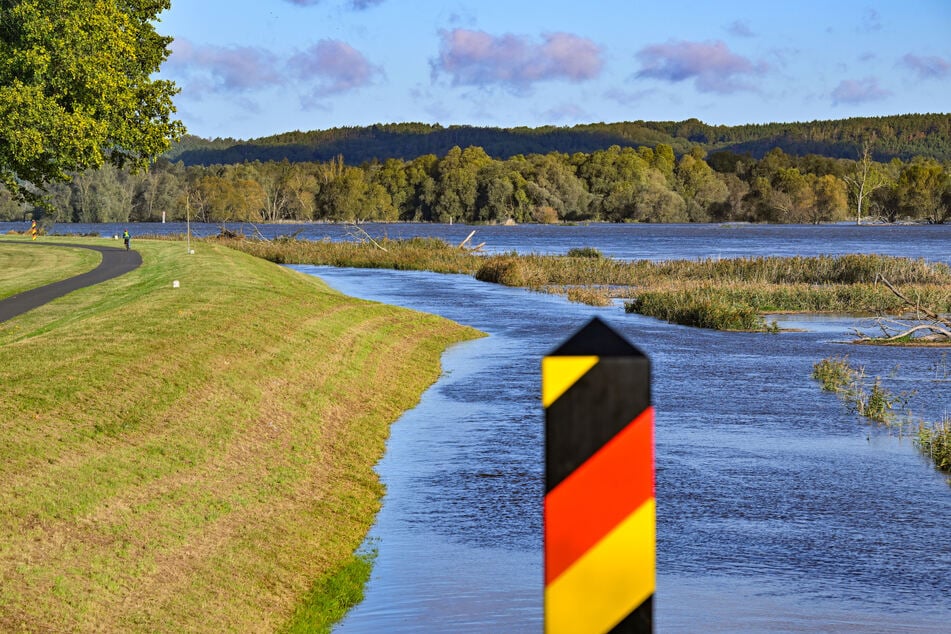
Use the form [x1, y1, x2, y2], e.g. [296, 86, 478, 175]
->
[223, 236, 951, 333]
[0, 236, 480, 632]
[0, 242, 102, 299]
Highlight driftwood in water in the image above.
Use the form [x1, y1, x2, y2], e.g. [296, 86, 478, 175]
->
[346, 223, 388, 252]
[852, 275, 951, 343]
[458, 230, 485, 252]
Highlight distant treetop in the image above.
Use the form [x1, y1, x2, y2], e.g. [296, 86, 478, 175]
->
[166, 114, 951, 167]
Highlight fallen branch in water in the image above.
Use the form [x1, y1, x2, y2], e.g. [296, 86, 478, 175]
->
[851, 275, 951, 344]
[853, 323, 951, 343]
[878, 273, 951, 329]
[346, 223, 388, 252]
[458, 230, 485, 252]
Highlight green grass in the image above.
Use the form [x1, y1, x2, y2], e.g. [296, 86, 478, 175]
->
[626, 287, 775, 331]
[0, 239, 102, 299]
[230, 234, 483, 274]
[566, 246, 604, 259]
[0, 237, 481, 632]
[281, 549, 376, 634]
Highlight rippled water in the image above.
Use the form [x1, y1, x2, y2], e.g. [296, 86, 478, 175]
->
[295, 249, 950, 632]
[5, 220, 950, 265]
[11, 221, 951, 630]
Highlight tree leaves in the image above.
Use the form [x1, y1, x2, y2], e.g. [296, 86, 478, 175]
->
[0, 0, 183, 201]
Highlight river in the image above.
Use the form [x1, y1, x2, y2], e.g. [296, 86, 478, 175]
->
[2, 220, 950, 265]
[8, 221, 951, 631]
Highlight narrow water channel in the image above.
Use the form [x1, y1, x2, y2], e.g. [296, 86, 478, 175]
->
[294, 265, 951, 632]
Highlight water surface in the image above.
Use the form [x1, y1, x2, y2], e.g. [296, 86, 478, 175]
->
[4, 221, 949, 264]
[296, 258, 950, 632]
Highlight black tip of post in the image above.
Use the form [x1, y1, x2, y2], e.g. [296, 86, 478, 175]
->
[549, 317, 645, 358]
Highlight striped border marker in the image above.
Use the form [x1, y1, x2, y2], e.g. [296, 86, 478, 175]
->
[543, 317, 654, 634]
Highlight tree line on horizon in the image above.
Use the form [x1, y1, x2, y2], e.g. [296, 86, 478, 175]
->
[3, 140, 948, 226]
[167, 113, 951, 166]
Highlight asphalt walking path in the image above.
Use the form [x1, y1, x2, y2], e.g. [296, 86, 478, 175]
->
[0, 242, 142, 323]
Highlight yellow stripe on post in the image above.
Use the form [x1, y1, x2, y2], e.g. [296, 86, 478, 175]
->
[542, 356, 599, 408]
[545, 499, 656, 634]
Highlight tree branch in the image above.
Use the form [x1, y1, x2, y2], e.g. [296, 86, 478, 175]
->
[877, 274, 951, 329]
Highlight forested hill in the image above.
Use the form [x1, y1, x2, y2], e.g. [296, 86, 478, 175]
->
[167, 113, 951, 166]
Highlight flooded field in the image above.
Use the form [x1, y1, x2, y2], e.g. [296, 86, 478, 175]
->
[303, 262, 950, 632]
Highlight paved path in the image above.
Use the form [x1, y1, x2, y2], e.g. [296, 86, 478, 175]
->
[0, 242, 142, 323]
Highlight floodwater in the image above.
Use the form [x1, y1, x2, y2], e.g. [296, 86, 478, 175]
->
[284, 224, 951, 632]
[4, 220, 950, 265]
[9, 221, 951, 630]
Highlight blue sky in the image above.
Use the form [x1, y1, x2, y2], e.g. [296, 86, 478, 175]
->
[157, 0, 951, 140]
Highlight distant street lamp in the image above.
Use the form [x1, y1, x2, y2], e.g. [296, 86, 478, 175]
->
[186, 191, 193, 254]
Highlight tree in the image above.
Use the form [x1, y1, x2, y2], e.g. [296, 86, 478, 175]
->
[0, 183, 25, 220]
[253, 161, 294, 222]
[674, 150, 728, 222]
[433, 146, 490, 222]
[132, 160, 183, 222]
[812, 174, 849, 223]
[525, 152, 589, 219]
[843, 139, 884, 225]
[403, 154, 438, 221]
[475, 162, 515, 223]
[769, 168, 815, 222]
[0, 0, 183, 202]
[315, 165, 369, 221]
[896, 158, 948, 223]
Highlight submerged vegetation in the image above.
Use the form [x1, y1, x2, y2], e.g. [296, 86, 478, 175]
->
[223, 235, 951, 333]
[915, 417, 951, 473]
[813, 355, 951, 475]
[812, 356, 913, 423]
[813, 356, 859, 393]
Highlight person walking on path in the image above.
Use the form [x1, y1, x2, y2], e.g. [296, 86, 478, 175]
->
[123, 229, 131, 250]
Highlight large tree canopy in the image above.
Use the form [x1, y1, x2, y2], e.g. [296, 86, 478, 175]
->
[0, 0, 183, 200]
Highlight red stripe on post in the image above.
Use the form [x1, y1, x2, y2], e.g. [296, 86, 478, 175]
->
[544, 406, 655, 585]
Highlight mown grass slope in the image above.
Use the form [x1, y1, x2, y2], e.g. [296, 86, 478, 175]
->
[0, 238, 480, 632]
[0, 240, 101, 300]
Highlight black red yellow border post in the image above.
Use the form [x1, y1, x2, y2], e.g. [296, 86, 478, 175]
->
[543, 317, 654, 634]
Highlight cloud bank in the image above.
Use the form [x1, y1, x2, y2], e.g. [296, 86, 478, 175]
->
[167, 38, 379, 103]
[432, 28, 603, 90]
[167, 39, 283, 93]
[289, 40, 383, 97]
[831, 77, 891, 104]
[635, 39, 767, 93]
[900, 53, 951, 80]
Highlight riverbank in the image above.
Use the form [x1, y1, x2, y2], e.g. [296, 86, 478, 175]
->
[221, 236, 951, 335]
[0, 237, 480, 631]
